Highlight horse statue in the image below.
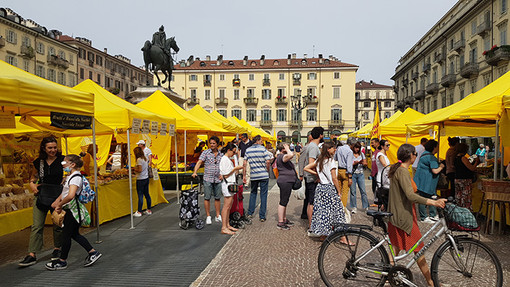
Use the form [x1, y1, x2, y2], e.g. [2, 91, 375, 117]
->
[141, 36, 179, 89]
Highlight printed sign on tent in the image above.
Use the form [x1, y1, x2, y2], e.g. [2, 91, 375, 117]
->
[151, 121, 158, 135]
[0, 111, 15, 129]
[142, 119, 150, 134]
[132, 118, 141, 134]
[160, 123, 167, 136]
[169, 124, 175, 136]
[50, 112, 92, 130]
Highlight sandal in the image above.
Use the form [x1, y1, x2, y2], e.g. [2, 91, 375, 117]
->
[221, 229, 235, 235]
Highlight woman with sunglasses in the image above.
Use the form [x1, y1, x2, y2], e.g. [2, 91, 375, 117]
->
[219, 142, 243, 235]
[375, 140, 391, 203]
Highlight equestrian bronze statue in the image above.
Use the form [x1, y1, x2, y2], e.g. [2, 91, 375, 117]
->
[141, 25, 179, 89]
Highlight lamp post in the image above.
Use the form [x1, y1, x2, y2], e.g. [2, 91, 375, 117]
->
[290, 90, 312, 142]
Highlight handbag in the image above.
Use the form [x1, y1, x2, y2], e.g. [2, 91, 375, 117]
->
[51, 210, 65, 227]
[224, 176, 239, 194]
[374, 165, 390, 207]
[36, 160, 63, 209]
[273, 167, 279, 179]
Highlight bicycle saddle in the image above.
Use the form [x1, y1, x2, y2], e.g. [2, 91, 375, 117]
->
[366, 209, 393, 218]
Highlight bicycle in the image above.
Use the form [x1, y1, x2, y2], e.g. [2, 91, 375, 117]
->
[318, 201, 503, 287]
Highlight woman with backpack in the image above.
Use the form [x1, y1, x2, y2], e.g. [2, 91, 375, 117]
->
[46, 154, 101, 270]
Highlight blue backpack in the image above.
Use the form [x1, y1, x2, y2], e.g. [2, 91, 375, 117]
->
[70, 174, 96, 204]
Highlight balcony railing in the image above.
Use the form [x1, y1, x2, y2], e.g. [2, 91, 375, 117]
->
[422, 64, 431, 74]
[440, 74, 456, 87]
[232, 78, 240, 87]
[293, 79, 301, 85]
[328, 120, 345, 129]
[275, 97, 288, 105]
[187, 97, 200, 106]
[393, 85, 399, 93]
[404, 97, 414, 105]
[434, 53, 445, 63]
[412, 72, 419, 80]
[402, 78, 409, 86]
[0, 37, 5, 48]
[396, 101, 405, 109]
[20, 45, 34, 58]
[263, 79, 270, 86]
[460, 62, 479, 79]
[453, 39, 466, 52]
[485, 45, 510, 66]
[215, 97, 228, 106]
[47, 54, 69, 69]
[414, 89, 426, 100]
[289, 119, 301, 128]
[303, 97, 318, 105]
[426, 83, 440, 94]
[243, 97, 259, 105]
[88, 60, 94, 67]
[476, 21, 491, 36]
[204, 80, 211, 87]
[260, 120, 273, 128]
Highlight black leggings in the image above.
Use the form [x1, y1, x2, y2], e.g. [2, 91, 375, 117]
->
[277, 181, 293, 207]
[60, 210, 93, 260]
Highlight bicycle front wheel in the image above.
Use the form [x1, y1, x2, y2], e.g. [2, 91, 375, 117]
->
[431, 237, 503, 287]
[318, 230, 390, 287]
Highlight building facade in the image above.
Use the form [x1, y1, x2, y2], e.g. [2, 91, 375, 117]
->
[167, 54, 358, 140]
[59, 36, 152, 99]
[0, 8, 78, 87]
[392, 0, 509, 114]
[355, 80, 395, 129]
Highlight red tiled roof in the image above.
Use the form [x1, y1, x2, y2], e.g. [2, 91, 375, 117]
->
[174, 57, 358, 71]
[356, 80, 392, 89]
[59, 35, 74, 41]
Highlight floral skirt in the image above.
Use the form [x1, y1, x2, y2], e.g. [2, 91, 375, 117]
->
[310, 183, 346, 236]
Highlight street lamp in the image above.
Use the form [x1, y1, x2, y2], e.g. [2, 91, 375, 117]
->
[290, 90, 312, 142]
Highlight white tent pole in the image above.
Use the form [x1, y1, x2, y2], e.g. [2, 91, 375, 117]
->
[127, 129, 134, 229]
[184, 130, 187, 173]
[175, 134, 179, 194]
[494, 120, 499, 180]
[92, 119, 101, 243]
[501, 145, 505, 179]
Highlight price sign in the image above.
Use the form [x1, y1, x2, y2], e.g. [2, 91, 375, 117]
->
[169, 124, 175, 136]
[132, 118, 141, 134]
[160, 123, 167, 136]
[142, 119, 150, 134]
[151, 121, 159, 135]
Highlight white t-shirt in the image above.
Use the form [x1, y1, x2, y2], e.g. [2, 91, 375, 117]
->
[412, 144, 425, 168]
[376, 153, 390, 188]
[143, 147, 152, 163]
[62, 171, 83, 200]
[219, 155, 238, 195]
[316, 159, 338, 185]
[136, 158, 149, 180]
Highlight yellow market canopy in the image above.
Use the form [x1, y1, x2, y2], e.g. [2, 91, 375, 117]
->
[380, 108, 422, 135]
[0, 60, 94, 116]
[74, 80, 175, 131]
[231, 116, 276, 141]
[137, 91, 221, 132]
[209, 110, 248, 134]
[189, 106, 245, 134]
[350, 111, 403, 137]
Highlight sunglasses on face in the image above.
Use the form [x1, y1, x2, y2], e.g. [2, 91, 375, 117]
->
[385, 144, 390, 147]
[412, 152, 418, 156]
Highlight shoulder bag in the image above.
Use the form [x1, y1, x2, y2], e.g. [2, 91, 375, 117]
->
[36, 159, 63, 210]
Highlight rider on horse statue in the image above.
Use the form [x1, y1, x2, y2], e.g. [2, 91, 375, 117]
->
[152, 25, 170, 58]
[142, 25, 179, 88]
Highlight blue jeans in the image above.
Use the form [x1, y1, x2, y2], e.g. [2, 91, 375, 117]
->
[349, 173, 369, 209]
[418, 190, 437, 220]
[136, 178, 151, 212]
[248, 178, 269, 219]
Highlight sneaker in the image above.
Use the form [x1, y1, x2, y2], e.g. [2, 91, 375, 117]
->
[422, 217, 435, 224]
[133, 211, 142, 217]
[144, 210, 152, 215]
[45, 259, 67, 270]
[246, 214, 253, 220]
[307, 230, 321, 237]
[259, 218, 266, 222]
[429, 215, 439, 221]
[215, 215, 222, 223]
[19, 255, 37, 267]
[51, 249, 61, 261]
[277, 222, 290, 230]
[206, 216, 212, 225]
[84, 251, 102, 267]
[284, 219, 294, 227]
[351, 207, 357, 214]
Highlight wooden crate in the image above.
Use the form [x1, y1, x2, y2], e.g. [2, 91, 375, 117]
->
[482, 180, 510, 202]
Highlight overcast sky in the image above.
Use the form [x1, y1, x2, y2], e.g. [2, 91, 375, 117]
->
[4, 0, 457, 85]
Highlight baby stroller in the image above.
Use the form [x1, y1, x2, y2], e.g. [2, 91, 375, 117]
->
[229, 181, 252, 229]
[179, 181, 205, 230]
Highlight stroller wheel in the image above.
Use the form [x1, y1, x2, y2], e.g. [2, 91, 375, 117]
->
[195, 219, 205, 230]
[238, 221, 245, 229]
[244, 217, 252, 225]
[231, 211, 241, 221]
[179, 220, 189, 230]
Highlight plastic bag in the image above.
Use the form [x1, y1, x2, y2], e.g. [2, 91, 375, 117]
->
[294, 183, 305, 200]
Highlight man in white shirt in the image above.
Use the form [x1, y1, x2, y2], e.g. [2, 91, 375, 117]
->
[137, 140, 152, 167]
[412, 138, 428, 176]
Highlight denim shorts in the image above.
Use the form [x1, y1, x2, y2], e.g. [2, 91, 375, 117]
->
[203, 181, 222, 200]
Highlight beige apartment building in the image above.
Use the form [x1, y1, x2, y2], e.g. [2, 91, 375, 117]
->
[167, 54, 358, 140]
[59, 36, 152, 99]
[392, 0, 509, 113]
[355, 80, 396, 129]
[0, 8, 78, 87]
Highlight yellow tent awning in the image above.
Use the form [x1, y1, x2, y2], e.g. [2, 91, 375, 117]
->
[188, 106, 227, 132]
[209, 111, 248, 134]
[137, 91, 220, 132]
[0, 60, 94, 116]
[231, 117, 276, 141]
[74, 80, 175, 131]
[380, 109, 422, 135]
[350, 111, 402, 138]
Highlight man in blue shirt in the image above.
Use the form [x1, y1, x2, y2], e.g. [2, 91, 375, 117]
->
[335, 137, 355, 207]
[243, 135, 273, 222]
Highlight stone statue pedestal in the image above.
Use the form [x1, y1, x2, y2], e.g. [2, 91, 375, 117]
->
[126, 85, 185, 107]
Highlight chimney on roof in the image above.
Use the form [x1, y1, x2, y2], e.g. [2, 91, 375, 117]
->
[243, 56, 248, 66]
[260, 55, 265, 66]
[217, 55, 223, 66]
[292, 53, 296, 59]
[329, 55, 333, 60]
[287, 54, 291, 65]
[196, 57, 200, 61]
[370, 80, 374, 85]
[187, 55, 194, 66]
[303, 53, 307, 59]
[206, 55, 210, 61]
[318, 54, 323, 64]
[179, 60, 186, 67]
[104, 48, 107, 54]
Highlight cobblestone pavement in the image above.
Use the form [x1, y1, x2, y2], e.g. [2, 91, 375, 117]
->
[192, 179, 509, 287]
